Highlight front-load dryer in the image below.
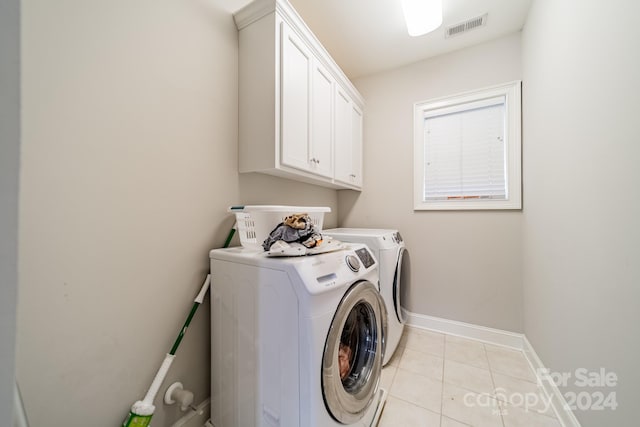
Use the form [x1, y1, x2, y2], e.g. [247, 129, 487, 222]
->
[209, 244, 387, 427]
[323, 229, 408, 366]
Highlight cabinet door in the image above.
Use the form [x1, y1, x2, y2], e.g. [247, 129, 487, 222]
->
[350, 103, 363, 187]
[310, 61, 333, 178]
[334, 86, 352, 185]
[280, 23, 311, 172]
[334, 87, 363, 188]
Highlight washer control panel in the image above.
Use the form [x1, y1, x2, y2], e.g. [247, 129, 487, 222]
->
[296, 243, 376, 294]
[355, 247, 376, 269]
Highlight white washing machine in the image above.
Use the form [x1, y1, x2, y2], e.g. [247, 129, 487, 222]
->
[323, 229, 407, 366]
[209, 244, 387, 427]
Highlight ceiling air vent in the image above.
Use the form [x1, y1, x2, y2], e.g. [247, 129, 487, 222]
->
[445, 14, 488, 38]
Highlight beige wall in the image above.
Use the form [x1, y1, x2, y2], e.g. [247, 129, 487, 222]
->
[521, 0, 640, 425]
[343, 33, 523, 332]
[1, 0, 20, 422]
[17, 1, 336, 426]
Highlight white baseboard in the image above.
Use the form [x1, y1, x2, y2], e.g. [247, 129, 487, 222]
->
[403, 310, 581, 427]
[522, 336, 582, 427]
[403, 309, 525, 349]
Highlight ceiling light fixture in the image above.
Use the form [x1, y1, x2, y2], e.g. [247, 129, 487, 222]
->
[401, 0, 443, 37]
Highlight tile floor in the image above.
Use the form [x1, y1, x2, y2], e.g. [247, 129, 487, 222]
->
[378, 326, 562, 427]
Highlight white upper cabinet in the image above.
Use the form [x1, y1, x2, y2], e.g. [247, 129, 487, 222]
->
[234, 0, 364, 190]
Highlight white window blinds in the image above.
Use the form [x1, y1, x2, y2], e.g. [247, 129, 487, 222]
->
[423, 96, 506, 201]
[413, 81, 521, 210]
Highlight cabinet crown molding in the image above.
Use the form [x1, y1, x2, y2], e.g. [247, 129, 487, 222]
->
[233, 0, 276, 30]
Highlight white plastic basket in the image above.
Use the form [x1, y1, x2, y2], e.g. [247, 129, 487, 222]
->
[228, 205, 331, 250]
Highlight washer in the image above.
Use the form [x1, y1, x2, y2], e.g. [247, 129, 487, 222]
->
[209, 244, 387, 427]
[323, 229, 407, 366]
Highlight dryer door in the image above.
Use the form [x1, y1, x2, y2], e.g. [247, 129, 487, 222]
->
[393, 247, 408, 323]
[322, 280, 387, 424]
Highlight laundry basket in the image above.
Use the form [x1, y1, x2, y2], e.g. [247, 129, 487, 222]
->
[229, 205, 331, 250]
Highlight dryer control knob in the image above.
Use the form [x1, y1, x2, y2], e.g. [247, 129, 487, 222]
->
[346, 255, 361, 272]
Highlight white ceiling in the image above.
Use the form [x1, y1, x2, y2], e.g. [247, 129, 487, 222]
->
[225, 0, 532, 79]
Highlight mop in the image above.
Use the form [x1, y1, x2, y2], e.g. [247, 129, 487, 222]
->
[121, 224, 236, 427]
[121, 274, 210, 427]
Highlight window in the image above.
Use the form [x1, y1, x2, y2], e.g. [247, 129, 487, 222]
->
[413, 81, 522, 210]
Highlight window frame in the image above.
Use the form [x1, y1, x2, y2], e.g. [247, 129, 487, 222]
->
[413, 81, 522, 211]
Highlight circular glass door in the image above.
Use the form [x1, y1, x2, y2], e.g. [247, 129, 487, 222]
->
[322, 280, 387, 424]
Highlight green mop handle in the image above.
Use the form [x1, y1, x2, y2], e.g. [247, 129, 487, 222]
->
[170, 274, 210, 355]
[170, 223, 234, 354]
[223, 222, 236, 249]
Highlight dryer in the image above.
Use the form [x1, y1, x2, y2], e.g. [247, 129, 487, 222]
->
[209, 244, 387, 427]
[323, 229, 408, 366]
